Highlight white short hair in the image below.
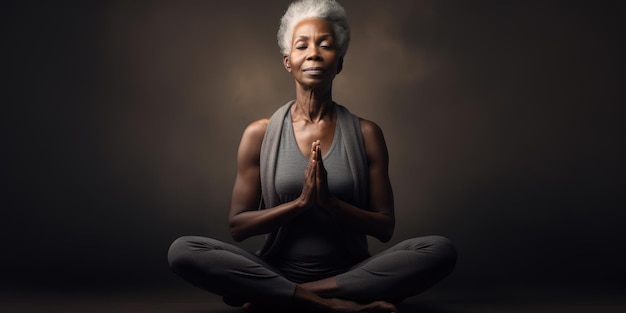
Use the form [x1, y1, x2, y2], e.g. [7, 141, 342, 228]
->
[277, 0, 351, 57]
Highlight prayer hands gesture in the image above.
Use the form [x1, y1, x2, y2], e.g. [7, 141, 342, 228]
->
[300, 140, 334, 210]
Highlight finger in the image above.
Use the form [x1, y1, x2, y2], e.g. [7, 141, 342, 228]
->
[305, 160, 316, 186]
[310, 141, 318, 158]
[316, 145, 325, 170]
[308, 140, 317, 159]
[307, 158, 316, 177]
[314, 159, 321, 180]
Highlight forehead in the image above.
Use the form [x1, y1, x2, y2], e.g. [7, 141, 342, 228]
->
[292, 18, 335, 39]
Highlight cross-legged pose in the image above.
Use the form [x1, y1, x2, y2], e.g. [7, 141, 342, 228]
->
[168, 1, 456, 312]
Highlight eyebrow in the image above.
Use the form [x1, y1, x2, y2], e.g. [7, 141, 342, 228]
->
[294, 34, 333, 40]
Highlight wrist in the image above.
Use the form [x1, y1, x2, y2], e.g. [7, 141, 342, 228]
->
[296, 196, 312, 211]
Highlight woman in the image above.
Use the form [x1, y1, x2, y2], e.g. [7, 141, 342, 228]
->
[168, 1, 456, 312]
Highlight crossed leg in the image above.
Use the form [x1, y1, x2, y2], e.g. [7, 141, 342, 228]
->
[168, 235, 456, 312]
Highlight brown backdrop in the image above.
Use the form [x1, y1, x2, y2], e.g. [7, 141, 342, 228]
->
[2, 0, 624, 291]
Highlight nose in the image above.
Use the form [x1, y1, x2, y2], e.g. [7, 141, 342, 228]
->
[306, 46, 322, 61]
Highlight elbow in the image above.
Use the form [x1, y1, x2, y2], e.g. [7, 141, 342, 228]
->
[230, 228, 246, 242]
[228, 220, 247, 242]
[377, 218, 395, 243]
[230, 230, 245, 242]
[377, 228, 394, 243]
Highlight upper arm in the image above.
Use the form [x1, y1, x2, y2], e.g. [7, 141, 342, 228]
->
[229, 119, 268, 220]
[360, 119, 395, 218]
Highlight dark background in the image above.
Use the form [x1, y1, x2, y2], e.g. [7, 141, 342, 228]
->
[2, 0, 624, 293]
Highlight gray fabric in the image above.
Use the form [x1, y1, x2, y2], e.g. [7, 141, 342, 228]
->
[273, 109, 355, 282]
[167, 101, 457, 305]
[258, 101, 370, 261]
[336, 235, 457, 303]
[168, 235, 457, 304]
[167, 236, 297, 304]
[274, 108, 353, 204]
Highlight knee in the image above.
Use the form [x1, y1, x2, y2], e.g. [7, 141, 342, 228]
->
[405, 235, 457, 269]
[168, 236, 226, 273]
[426, 235, 457, 271]
[167, 236, 198, 273]
[427, 235, 456, 254]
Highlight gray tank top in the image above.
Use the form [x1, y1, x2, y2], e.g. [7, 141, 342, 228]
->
[273, 109, 355, 282]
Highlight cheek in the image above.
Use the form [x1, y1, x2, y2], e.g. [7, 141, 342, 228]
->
[323, 51, 338, 63]
[288, 55, 304, 68]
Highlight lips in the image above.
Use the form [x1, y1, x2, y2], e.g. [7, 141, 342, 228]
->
[303, 67, 326, 75]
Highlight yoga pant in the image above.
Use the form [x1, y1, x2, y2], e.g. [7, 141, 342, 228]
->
[167, 235, 456, 305]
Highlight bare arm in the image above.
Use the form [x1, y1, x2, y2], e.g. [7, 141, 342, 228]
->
[316, 119, 395, 242]
[228, 119, 318, 241]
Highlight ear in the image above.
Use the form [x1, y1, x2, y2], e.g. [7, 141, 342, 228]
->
[336, 57, 344, 75]
[283, 55, 292, 72]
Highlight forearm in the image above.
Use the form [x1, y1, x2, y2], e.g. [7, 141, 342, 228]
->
[324, 198, 395, 243]
[229, 198, 309, 241]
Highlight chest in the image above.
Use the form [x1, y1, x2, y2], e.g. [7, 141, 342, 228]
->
[291, 120, 336, 159]
[275, 115, 354, 203]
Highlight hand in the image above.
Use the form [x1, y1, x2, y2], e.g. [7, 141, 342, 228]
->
[314, 142, 334, 209]
[299, 141, 318, 209]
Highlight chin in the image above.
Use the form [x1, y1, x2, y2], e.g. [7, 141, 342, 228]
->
[300, 79, 333, 88]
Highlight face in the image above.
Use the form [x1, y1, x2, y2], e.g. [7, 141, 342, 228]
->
[284, 18, 343, 88]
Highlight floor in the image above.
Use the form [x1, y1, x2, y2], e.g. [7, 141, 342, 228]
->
[2, 285, 625, 313]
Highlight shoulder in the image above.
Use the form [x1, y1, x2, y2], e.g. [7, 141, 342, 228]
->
[237, 118, 269, 163]
[359, 118, 385, 141]
[242, 118, 269, 140]
[334, 103, 384, 141]
[242, 101, 293, 141]
[358, 117, 389, 163]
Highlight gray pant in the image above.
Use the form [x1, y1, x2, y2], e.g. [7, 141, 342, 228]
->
[168, 235, 456, 305]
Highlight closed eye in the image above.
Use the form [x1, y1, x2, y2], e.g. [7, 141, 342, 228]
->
[319, 41, 335, 49]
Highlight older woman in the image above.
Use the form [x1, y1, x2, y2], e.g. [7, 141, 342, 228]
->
[168, 0, 456, 312]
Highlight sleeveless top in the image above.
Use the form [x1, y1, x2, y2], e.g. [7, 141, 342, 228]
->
[258, 101, 371, 264]
[272, 109, 355, 282]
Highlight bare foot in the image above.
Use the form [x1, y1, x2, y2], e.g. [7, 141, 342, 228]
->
[293, 285, 397, 313]
[242, 299, 397, 313]
[326, 298, 398, 313]
[360, 300, 398, 313]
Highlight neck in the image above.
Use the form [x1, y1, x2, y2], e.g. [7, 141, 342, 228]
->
[293, 83, 334, 123]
